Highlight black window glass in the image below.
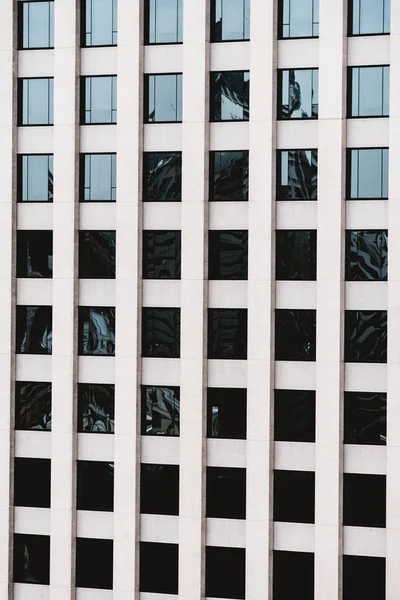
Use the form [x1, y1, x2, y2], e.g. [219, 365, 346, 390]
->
[81, 154, 116, 202]
[209, 231, 248, 280]
[207, 388, 247, 440]
[278, 69, 318, 119]
[273, 551, 314, 600]
[77, 460, 114, 511]
[17, 230, 52, 278]
[346, 230, 388, 280]
[350, 0, 390, 35]
[345, 310, 387, 363]
[76, 538, 113, 590]
[78, 307, 115, 356]
[79, 231, 116, 278]
[19, 78, 54, 125]
[83, 0, 117, 47]
[344, 473, 386, 527]
[211, 0, 250, 42]
[82, 76, 117, 124]
[14, 458, 51, 508]
[15, 381, 52, 431]
[145, 74, 182, 123]
[143, 152, 182, 202]
[343, 556, 385, 600]
[16, 305, 52, 354]
[279, 0, 319, 38]
[274, 389, 315, 442]
[211, 71, 249, 121]
[206, 546, 245, 600]
[275, 309, 316, 361]
[140, 542, 178, 594]
[18, 154, 53, 202]
[206, 466, 246, 519]
[78, 383, 115, 433]
[276, 230, 317, 280]
[142, 307, 180, 358]
[140, 463, 179, 515]
[145, 0, 182, 44]
[143, 231, 181, 279]
[14, 534, 50, 585]
[19, 1, 54, 49]
[347, 149, 388, 200]
[344, 391, 386, 445]
[210, 151, 249, 201]
[208, 308, 248, 360]
[274, 470, 315, 523]
[277, 150, 318, 200]
[141, 385, 180, 435]
[349, 66, 389, 117]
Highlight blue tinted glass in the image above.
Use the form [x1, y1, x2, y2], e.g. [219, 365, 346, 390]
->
[352, 0, 390, 35]
[281, 0, 318, 38]
[148, 0, 182, 43]
[213, 0, 250, 41]
[147, 74, 182, 122]
[84, 154, 116, 202]
[349, 149, 388, 200]
[22, 1, 54, 49]
[279, 69, 318, 119]
[351, 66, 389, 117]
[22, 155, 53, 202]
[85, 76, 117, 124]
[22, 78, 53, 125]
[86, 0, 117, 46]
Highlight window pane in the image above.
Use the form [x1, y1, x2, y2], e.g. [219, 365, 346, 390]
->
[84, 76, 117, 124]
[210, 150, 249, 201]
[283, 0, 314, 38]
[207, 308, 248, 359]
[143, 152, 182, 202]
[350, 67, 390, 117]
[211, 71, 250, 121]
[348, 149, 388, 200]
[15, 381, 52, 431]
[17, 230, 53, 278]
[343, 556, 385, 600]
[146, 74, 182, 122]
[274, 389, 315, 442]
[276, 230, 317, 280]
[147, 0, 182, 43]
[343, 473, 386, 527]
[140, 464, 179, 515]
[14, 534, 50, 585]
[275, 309, 316, 361]
[207, 388, 247, 439]
[140, 542, 179, 594]
[274, 551, 314, 600]
[22, 1, 53, 49]
[79, 231, 116, 278]
[345, 310, 387, 363]
[14, 458, 51, 508]
[345, 230, 388, 281]
[208, 230, 248, 280]
[206, 547, 246, 600]
[21, 78, 53, 125]
[279, 69, 318, 119]
[78, 307, 115, 355]
[351, 0, 390, 35]
[86, 0, 116, 46]
[141, 385, 180, 435]
[143, 231, 181, 279]
[83, 154, 116, 201]
[277, 150, 318, 200]
[206, 467, 246, 519]
[16, 306, 52, 354]
[212, 0, 249, 42]
[20, 155, 53, 202]
[142, 307, 181, 358]
[274, 470, 315, 523]
[344, 391, 386, 445]
[77, 461, 114, 511]
[76, 538, 113, 590]
[78, 384, 115, 433]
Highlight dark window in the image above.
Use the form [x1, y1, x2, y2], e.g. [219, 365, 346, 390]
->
[140, 542, 178, 594]
[143, 152, 182, 202]
[78, 307, 115, 356]
[141, 385, 180, 435]
[344, 391, 386, 445]
[206, 467, 246, 519]
[140, 463, 179, 515]
[273, 551, 314, 600]
[14, 534, 50, 585]
[18, 154, 53, 202]
[211, 71, 249, 121]
[207, 388, 247, 440]
[278, 69, 318, 119]
[208, 308, 248, 360]
[348, 66, 389, 117]
[344, 473, 386, 527]
[17, 230, 52, 278]
[76, 538, 113, 590]
[275, 309, 316, 361]
[16, 305, 52, 355]
[274, 470, 315, 523]
[15, 381, 52, 431]
[274, 389, 315, 442]
[19, 1, 54, 49]
[347, 149, 388, 200]
[14, 458, 51, 508]
[81, 76, 117, 124]
[142, 307, 180, 358]
[82, 0, 117, 47]
[77, 460, 114, 511]
[210, 151, 249, 201]
[145, 0, 182, 44]
[211, 0, 250, 42]
[145, 74, 182, 123]
[81, 153, 116, 202]
[345, 310, 387, 363]
[143, 231, 181, 279]
[279, 0, 319, 38]
[346, 230, 388, 280]
[78, 383, 115, 433]
[349, 0, 390, 35]
[206, 546, 245, 600]
[277, 149, 318, 201]
[276, 230, 316, 280]
[18, 78, 54, 125]
[343, 556, 385, 600]
[79, 231, 116, 278]
[209, 231, 248, 280]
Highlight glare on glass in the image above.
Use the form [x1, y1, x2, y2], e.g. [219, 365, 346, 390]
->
[21, 155, 53, 202]
[281, 0, 319, 38]
[351, 0, 390, 35]
[85, 0, 117, 46]
[84, 154, 116, 201]
[212, 0, 250, 41]
[148, 0, 183, 43]
[22, 78, 54, 125]
[22, 1, 54, 48]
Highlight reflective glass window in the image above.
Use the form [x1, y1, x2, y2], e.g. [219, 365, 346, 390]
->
[78, 307, 115, 356]
[206, 466, 246, 519]
[78, 383, 115, 433]
[344, 391, 387, 445]
[347, 148, 388, 200]
[19, 1, 54, 49]
[208, 308, 247, 359]
[14, 534, 50, 585]
[16, 305, 52, 355]
[145, 74, 182, 122]
[275, 309, 316, 361]
[209, 230, 248, 280]
[279, 0, 319, 38]
[141, 385, 180, 435]
[141, 464, 179, 515]
[210, 151, 249, 201]
[14, 458, 51, 508]
[76, 538, 113, 590]
[82, 76, 117, 124]
[343, 556, 385, 600]
[143, 152, 182, 202]
[17, 230, 52, 278]
[79, 231, 116, 278]
[19, 154, 53, 202]
[344, 473, 386, 527]
[83, 0, 117, 47]
[274, 470, 315, 523]
[77, 460, 114, 511]
[15, 381, 52, 431]
[19, 78, 54, 125]
[274, 551, 314, 600]
[81, 154, 116, 202]
[350, 0, 390, 35]
[140, 542, 178, 594]
[145, 0, 183, 44]
[346, 230, 388, 280]
[207, 388, 247, 440]
[206, 546, 246, 600]
[274, 389, 315, 442]
[211, 0, 250, 42]
[142, 307, 180, 358]
[345, 310, 387, 363]
[349, 66, 389, 117]
[276, 230, 317, 280]
[143, 230, 181, 279]
[277, 149, 317, 200]
[278, 69, 318, 119]
[211, 71, 249, 121]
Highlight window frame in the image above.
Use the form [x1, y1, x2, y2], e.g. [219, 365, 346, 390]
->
[209, 150, 249, 202]
[17, 153, 54, 202]
[144, 0, 183, 45]
[18, 77, 54, 126]
[81, 0, 118, 48]
[345, 229, 388, 281]
[210, 70, 250, 122]
[210, 0, 250, 43]
[80, 153, 117, 202]
[18, 0, 55, 50]
[347, 65, 390, 119]
[144, 73, 183, 124]
[80, 75, 117, 125]
[278, 0, 319, 40]
[276, 148, 318, 201]
[277, 68, 319, 120]
[348, 0, 390, 37]
[142, 230, 182, 280]
[346, 148, 389, 200]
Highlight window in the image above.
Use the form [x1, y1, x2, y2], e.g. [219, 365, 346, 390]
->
[278, 69, 318, 119]
[274, 389, 315, 443]
[77, 461, 114, 511]
[140, 542, 179, 594]
[82, 0, 117, 47]
[348, 66, 389, 117]
[79, 231, 116, 278]
[14, 458, 51, 508]
[19, 1, 54, 49]
[274, 470, 315, 523]
[16, 305, 52, 354]
[344, 392, 386, 445]
[141, 385, 180, 435]
[208, 308, 248, 360]
[143, 152, 182, 202]
[349, 0, 390, 36]
[345, 310, 387, 363]
[76, 538, 113, 590]
[19, 78, 54, 125]
[343, 556, 385, 600]
[211, 0, 250, 42]
[15, 381, 52, 431]
[17, 230, 52, 278]
[145, 0, 182, 44]
[343, 473, 386, 527]
[207, 388, 247, 440]
[145, 74, 182, 123]
[206, 547, 245, 600]
[210, 151, 249, 201]
[279, 0, 319, 38]
[142, 308, 181, 358]
[211, 71, 249, 121]
[274, 551, 314, 600]
[14, 534, 50, 585]
[275, 309, 316, 361]
[206, 467, 246, 519]
[347, 149, 388, 200]
[276, 230, 317, 280]
[81, 76, 117, 124]
[143, 231, 181, 279]
[78, 384, 115, 433]
[141, 464, 179, 515]
[18, 154, 53, 202]
[209, 231, 248, 280]
[78, 307, 115, 356]
[277, 150, 318, 200]
[81, 154, 116, 202]
[346, 230, 388, 280]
